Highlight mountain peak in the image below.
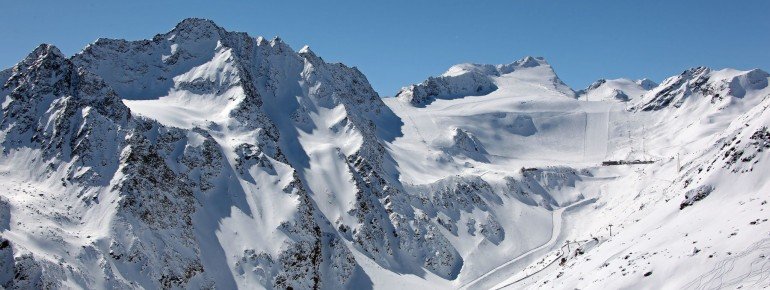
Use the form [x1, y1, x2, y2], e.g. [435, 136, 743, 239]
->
[25, 44, 65, 63]
[8, 43, 69, 81]
[496, 56, 549, 75]
[256, 36, 267, 45]
[165, 18, 223, 40]
[515, 56, 547, 68]
[298, 45, 319, 60]
[31, 43, 63, 55]
[299, 45, 312, 54]
[173, 17, 221, 31]
[683, 66, 711, 77]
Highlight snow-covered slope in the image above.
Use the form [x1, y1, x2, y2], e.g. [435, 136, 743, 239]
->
[1, 18, 770, 290]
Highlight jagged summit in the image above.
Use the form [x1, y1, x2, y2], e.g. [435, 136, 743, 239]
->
[172, 17, 222, 31]
[72, 18, 251, 100]
[4, 43, 72, 100]
[160, 17, 226, 41]
[82, 18, 226, 50]
[11, 44, 66, 71]
[299, 45, 312, 54]
[27, 43, 65, 60]
[298, 44, 323, 62]
[515, 56, 544, 67]
[498, 55, 548, 72]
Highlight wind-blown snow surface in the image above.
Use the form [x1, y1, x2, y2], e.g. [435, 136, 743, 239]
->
[1, 18, 770, 290]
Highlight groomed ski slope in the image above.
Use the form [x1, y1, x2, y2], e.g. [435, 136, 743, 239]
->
[460, 198, 597, 289]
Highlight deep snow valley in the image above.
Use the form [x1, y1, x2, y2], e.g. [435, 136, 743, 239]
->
[1, 19, 769, 289]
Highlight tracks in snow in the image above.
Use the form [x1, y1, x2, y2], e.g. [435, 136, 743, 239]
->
[458, 198, 596, 290]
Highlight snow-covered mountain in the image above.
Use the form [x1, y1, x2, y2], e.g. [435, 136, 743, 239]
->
[577, 78, 657, 102]
[1, 18, 769, 290]
[395, 56, 575, 107]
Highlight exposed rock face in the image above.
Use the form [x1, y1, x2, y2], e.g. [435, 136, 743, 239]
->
[679, 185, 714, 210]
[395, 71, 498, 107]
[432, 127, 490, 162]
[584, 79, 608, 92]
[504, 167, 587, 209]
[450, 128, 487, 155]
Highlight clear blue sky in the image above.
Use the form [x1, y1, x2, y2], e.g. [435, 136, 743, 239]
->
[1, 0, 768, 96]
